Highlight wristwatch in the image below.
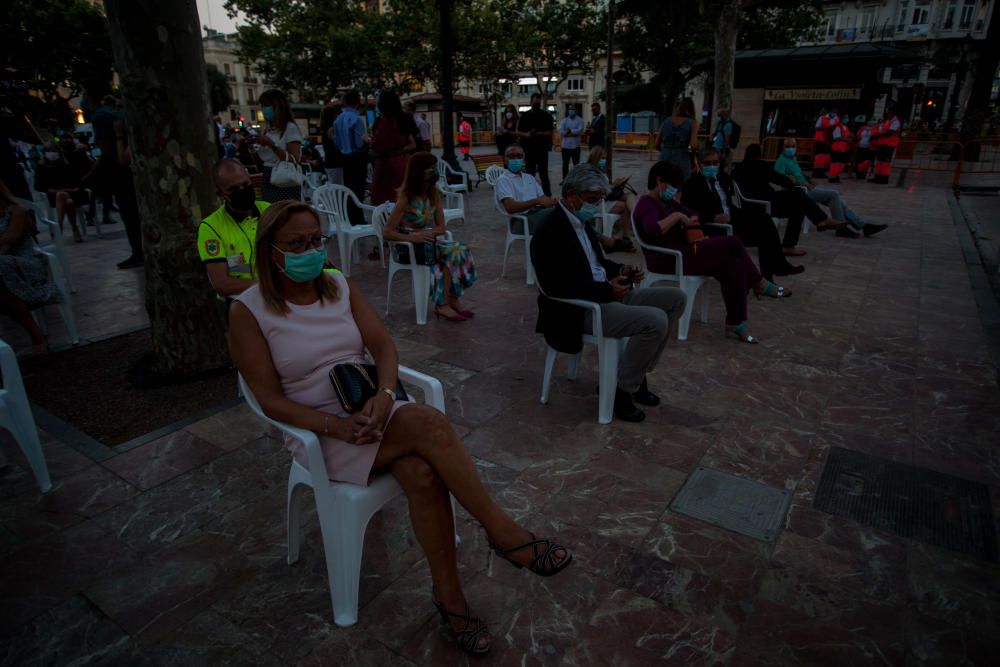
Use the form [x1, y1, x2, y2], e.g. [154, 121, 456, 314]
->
[378, 386, 395, 401]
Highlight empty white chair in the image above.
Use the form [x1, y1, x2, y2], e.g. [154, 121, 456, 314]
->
[494, 195, 535, 286]
[598, 200, 621, 239]
[372, 203, 453, 325]
[300, 171, 327, 203]
[629, 212, 727, 341]
[0, 339, 51, 492]
[537, 287, 625, 425]
[485, 165, 504, 187]
[437, 182, 465, 226]
[436, 159, 470, 194]
[238, 366, 456, 627]
[312, 184, 382, 277]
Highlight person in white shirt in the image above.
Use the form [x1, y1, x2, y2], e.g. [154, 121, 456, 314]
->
[558, 105, 585, 180]
[405, 101, 432, 152]
[255, 89, 303, 202]
[495, 143, 557, 235]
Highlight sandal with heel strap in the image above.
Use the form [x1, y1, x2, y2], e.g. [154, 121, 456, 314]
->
[431, 591, 492, 656]
[489, 532, 573, 577]
[755, 281, 792, 300]
[726, 323, 759, 344]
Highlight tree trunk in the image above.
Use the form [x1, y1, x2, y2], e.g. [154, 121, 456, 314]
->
[712, 0, 741, 116]
[959, 7, 1000, 160]
[438, 0, 459, 167]
[104, 0, 228, 377]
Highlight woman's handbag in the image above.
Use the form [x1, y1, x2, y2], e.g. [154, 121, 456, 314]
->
[271, 154, 304, 188]
[329, 362, 408, 414]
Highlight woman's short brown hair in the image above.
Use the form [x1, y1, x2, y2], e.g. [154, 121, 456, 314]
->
[396, 151, 442, 208]
[254, 200, 339, 314]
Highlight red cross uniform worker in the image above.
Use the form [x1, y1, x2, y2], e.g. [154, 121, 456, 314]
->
[871, 112, 901, 185]
[811, 111, 839, 179]
[458, 115, 472, 161]
[828, 118, 852, 182]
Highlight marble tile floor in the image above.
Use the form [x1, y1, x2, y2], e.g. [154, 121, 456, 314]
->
[1, 159, 999, 665]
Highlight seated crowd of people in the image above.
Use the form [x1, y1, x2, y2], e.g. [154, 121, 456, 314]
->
[0, 99, 889, 655]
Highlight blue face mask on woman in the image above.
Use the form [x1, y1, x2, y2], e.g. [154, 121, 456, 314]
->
[660, 185, 678, 202]
[783, 147, 796, 158]
[275, 245, 326, 282]
[508, 159, 524, 173]
[598, 158, 607, 169]
[701, 165, 719, 180]
[262, 106, 275, 122]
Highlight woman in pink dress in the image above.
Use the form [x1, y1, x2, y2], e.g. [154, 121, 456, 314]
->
[229, 200, 571, 656]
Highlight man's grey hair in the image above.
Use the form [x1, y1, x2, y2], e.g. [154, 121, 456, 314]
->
[561, 164, 610, 196]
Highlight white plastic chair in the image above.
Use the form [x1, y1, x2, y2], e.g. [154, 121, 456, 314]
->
[238, 366, 457, 627]
[16, 199, 74, 294]
[629, 212, 728, 341]
[598, 200, 621, 239]
[436, 183, 465, 226]
[0, 339, 51, 492]
[537, 287, 625, 425]
[485, 165, 504, 187]
[436, 159, 470, 194]
[372, 203, 453, 325]
[300, 171, 327, 203]
[495, 195, 535, 286]
[312, 184, 382, 277]
[731, 180, 799, 235]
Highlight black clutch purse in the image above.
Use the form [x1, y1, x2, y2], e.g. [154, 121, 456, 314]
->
[329, 362, 408, 414]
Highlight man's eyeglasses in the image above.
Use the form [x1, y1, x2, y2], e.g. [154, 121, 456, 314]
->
[278, 235, 330, 253]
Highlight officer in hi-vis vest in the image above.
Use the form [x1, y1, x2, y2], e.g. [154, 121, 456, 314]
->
[811, 109, 839, 179]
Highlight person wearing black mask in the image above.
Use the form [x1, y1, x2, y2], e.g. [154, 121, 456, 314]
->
[516, 92, 554, 196]
[197, 159, 271, 297]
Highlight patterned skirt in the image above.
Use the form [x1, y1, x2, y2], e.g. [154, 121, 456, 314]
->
[429, 241, 476, 306]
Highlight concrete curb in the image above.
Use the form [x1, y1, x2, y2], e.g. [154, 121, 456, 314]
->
[949, 193, 1000, 388]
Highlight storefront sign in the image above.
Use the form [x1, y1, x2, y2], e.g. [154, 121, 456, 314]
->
[764, 88, 862, 102]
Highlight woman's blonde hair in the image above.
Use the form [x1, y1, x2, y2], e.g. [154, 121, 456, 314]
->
[586, 145, 607, 168]
[254, 200, 339, 314]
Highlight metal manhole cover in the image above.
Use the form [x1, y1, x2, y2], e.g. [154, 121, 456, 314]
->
[814, 447, 998, 561]
[670, 467, 792, 542]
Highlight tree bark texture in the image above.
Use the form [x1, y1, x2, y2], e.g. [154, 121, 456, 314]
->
[104, 0, 228, 376]
[712, 0, 741, 115]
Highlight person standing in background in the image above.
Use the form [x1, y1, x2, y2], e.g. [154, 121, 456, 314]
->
[517, 93, 554, 196]
[586, 102, 606, 149]
[558, 104, 584, 180]
[855, 119, 876, 180]
[654, 98, 699, 180]
[457, 112, 472, 161]
[406, 102, 432, 152]
[827, 116, 851, 183]
[319, 103, 343, 185]
[496, 104, 519, 156]
[255, 89, 303, 203]
[871, 110, 901, 185]
[332, 90, 369, 225]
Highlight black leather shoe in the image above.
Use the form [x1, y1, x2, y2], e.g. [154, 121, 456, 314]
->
[836, 226, 860, 239]
[614, 388, 645, 422]
[863, 223, 888, 238]
[632, 379, 660, 407]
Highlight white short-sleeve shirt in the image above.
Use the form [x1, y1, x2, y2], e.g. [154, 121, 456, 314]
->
[496, 169, 544, 205]
[257, 121, 303, 167]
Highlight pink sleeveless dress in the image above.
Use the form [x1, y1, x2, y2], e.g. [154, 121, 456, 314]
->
[234, 272, 411, 485]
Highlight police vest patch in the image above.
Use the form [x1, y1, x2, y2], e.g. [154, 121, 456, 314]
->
[205, 239, 221, 257]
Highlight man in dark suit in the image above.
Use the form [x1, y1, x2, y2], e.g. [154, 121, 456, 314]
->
[682, 148, 803, 281]
[530, 164, 687, 423]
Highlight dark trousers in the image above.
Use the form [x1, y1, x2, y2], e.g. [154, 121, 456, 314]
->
[731, 209, 790, 280]
[682, 236, 762, 326]
[111, 166, 141, 258]
[561, 147, 580, 179]
[525, 145, 551, 196]
[341, 152, 368, 225]
[768, 189, 825, 248]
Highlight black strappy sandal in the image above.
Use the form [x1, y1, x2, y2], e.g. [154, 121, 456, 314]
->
[490, 532, 573, 577]
[432, 592, 492, 656]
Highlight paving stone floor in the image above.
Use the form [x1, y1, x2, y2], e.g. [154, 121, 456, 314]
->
[1, 154, 999, 666]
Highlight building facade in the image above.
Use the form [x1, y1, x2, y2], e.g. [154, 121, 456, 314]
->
[202, 29, 269, 129]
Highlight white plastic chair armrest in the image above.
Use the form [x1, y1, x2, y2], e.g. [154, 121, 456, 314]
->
[544, 296, 605, 339]
[741, 196, 772, 215]
[398, 365, 445, 412]
[634, 242, 684, 276]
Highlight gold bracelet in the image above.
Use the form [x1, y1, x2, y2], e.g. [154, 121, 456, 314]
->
[378, 386, 395, 401]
